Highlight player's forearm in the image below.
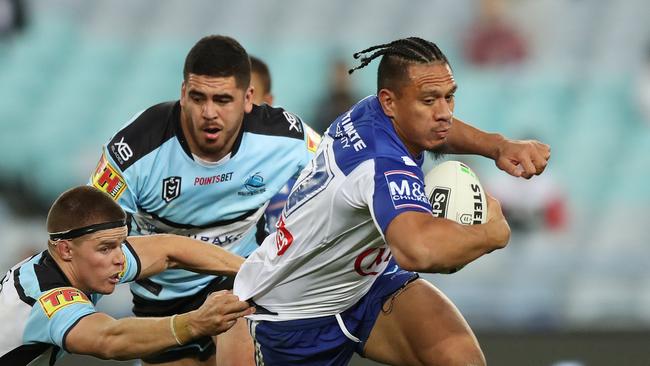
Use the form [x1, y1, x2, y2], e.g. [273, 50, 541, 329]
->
[130, 234, 244, 278]
[389, 215, 508, 273]
[81, 314, 196, 360]
[441, 117, 505, 159]
[161, 234, 244, 276]
[424, 220, 507, 271]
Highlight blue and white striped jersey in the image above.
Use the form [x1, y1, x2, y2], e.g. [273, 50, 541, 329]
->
[234, 96, 434, 321]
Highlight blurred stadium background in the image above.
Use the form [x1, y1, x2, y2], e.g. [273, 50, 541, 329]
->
[1, 0, 649, 365]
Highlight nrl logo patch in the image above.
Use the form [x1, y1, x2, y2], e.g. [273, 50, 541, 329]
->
[162, 176, 182, 203]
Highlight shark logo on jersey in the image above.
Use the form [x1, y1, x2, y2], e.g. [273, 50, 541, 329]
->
[162, 176, 182, 203]
[238, 172, 266, 196]
[385, 170, 429, 210]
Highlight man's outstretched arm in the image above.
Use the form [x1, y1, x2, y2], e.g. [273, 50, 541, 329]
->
[127, 234, 244, 279]
[65, 290, 254, 360]
[441, 117, 551, 179]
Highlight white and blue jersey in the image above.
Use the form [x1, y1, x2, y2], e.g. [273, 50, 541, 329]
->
[234, 95, 433, 321]
[0, 243, 141, 365]
[91, 101, 317, 301]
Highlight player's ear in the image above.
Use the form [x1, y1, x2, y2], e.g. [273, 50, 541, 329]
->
[180, 82, 187, 103]
[244, 85, 254, 113]
[52, 240, 74, 261]
[378, 88, 397, 118]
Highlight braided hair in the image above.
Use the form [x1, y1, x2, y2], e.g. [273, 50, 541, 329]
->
[349, 37, 449, 93]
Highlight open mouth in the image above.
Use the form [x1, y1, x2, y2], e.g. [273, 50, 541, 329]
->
[203, 127, 221, 140]
[108, 273, 120, 284]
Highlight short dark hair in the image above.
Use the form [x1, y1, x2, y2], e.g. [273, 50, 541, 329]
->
[183, 35, 251, 90]
[348, 37, 449, 94]
[46, 186, 126, 235]
[250, 56, 272, 95]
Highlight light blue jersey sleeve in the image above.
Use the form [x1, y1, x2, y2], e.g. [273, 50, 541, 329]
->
[29, 287, 97, 351]
[119, 241, 142, 283]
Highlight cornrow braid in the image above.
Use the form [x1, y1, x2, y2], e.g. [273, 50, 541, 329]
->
[349, 37, 448, 74]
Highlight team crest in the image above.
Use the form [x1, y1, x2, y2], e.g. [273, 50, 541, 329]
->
[162, 176, 182, 203]
[238, 172, 266, 196]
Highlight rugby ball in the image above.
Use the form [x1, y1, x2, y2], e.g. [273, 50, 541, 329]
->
[424, 161, 487, 225]
[424, 161, 487, 273]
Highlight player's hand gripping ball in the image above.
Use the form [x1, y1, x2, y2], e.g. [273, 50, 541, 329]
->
[424, 161, 487, 273]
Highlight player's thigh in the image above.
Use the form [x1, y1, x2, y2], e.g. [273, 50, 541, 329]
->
[214, 317, 255, 366]
[363, 279, 485, 366]
[142, 354, 215, 366]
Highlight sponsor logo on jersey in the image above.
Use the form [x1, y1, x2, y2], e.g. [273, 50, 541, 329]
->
[111, 136, 133, 164]
[335, 111, 367, 152]
[275, 215, 293, 255]
[429, 187, 450, 218]
[92, 154, 127, 200]
[190, 232, 244, 246]
[39, 287, 91, 318]
[305, 125, 321, 153]
[238, 172, 266, 196]
[384, 170, 429, 210]
[194, 172, 234, 186]
[283, 111, 303, 133]
[354, 247, 392, 276]
[162, 176, 182, 203]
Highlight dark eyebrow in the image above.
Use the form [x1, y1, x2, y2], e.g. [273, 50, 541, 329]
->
[420, 84, 457, 98]
[188, 90, 206, 98]
[213, 93, 234, 101]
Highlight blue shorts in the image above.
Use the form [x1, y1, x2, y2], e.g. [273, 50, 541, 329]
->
[249, 259, 418, 366]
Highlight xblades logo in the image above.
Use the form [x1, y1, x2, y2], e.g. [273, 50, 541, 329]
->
[113, 137, 133, 162]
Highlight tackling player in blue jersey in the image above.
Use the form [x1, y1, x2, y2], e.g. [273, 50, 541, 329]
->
[0, 186, 253, 365]
[234, 37, 550, 366]
[90, 36, 319, 366]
